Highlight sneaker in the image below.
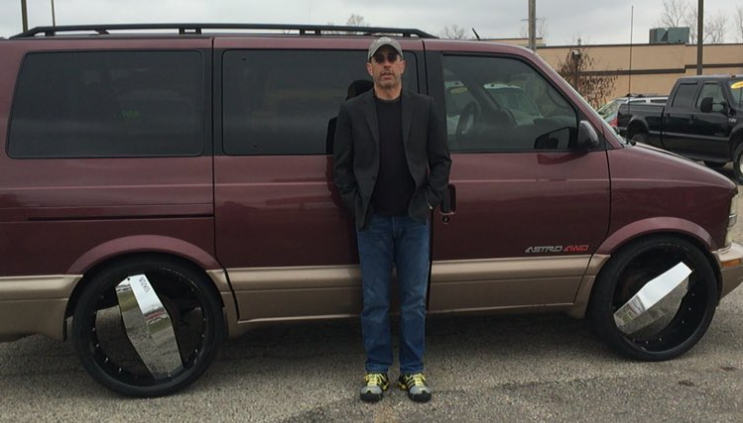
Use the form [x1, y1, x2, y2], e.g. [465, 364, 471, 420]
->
[398, 373, 432, 403]
[360, 372, 389, 403]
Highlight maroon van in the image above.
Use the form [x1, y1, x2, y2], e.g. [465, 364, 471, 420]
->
[1, 24, 742, 397]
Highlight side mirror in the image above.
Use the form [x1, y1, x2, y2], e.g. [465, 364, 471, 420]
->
[700, 96, 714, 113]
[577, 120, 600, 150]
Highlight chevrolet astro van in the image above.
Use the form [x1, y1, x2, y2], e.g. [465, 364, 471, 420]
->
[1, 24, 742, 397]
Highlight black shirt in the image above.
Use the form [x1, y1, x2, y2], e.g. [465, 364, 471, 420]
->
[371, 96, 415, 216]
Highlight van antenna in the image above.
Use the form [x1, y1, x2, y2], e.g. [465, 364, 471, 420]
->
[472, 28, 481, 40]
[628, 6, 634, 99]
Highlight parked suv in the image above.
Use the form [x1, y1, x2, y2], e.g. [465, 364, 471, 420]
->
[2, 24, 743, 397]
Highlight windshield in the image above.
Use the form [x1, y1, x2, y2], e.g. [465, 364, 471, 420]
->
[731, 79, 743, 108]
[597, 99, 622, 119]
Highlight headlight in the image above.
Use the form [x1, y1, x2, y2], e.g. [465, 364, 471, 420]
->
[725, 194, 739, 247]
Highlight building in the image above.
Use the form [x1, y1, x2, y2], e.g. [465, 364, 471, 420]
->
[494, 37, 743, 104]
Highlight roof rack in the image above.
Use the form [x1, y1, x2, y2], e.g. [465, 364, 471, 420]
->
[11, 23, 437, 39]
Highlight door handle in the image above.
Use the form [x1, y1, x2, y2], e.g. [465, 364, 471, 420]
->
[439, 184, 456, 217]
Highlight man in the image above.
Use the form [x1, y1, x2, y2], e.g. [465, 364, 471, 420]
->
[333, 37, 451, 403]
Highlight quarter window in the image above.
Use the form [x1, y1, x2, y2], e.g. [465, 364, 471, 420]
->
[442, 55, 578, 152]
[222, 50, 417, 155]
[9, 51, 205, 158]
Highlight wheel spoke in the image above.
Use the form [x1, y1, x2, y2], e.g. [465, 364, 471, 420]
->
[115, 274, 183, 379]
[614, 262, 691, 335]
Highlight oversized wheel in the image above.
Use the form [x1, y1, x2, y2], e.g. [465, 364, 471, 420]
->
[589, 236, 718, 361]
[72, 257, 225, 397]
[733, 143, 743, 184]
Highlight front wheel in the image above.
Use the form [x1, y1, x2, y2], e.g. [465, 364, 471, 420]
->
[588, 236, 718, 361]
[733, 143, 743, 184]
[72, 257, 225, 397]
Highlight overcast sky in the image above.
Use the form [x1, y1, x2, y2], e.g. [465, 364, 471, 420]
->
[2, 0, 742, 45]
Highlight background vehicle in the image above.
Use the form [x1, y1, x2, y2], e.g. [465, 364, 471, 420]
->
[1, 24, 742, 398]
[597, 94, 667, 131]
[617, 75, 743, 181]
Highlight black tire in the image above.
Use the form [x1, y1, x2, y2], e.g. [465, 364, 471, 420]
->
[703, 161, 725, 169]
[733, 143, 743, 184]
[630, 132, 648, 144]
[72, 256, 225, 397]
[588, 236, 718, 361]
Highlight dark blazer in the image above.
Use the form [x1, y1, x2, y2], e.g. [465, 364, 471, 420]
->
[333, 89, 451, 230]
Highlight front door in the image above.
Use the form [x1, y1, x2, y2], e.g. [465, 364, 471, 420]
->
[426, 52, 611, 313]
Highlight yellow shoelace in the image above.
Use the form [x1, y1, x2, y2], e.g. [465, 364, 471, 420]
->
[406, 373, 427, 387]
[365, 373, 386, 386]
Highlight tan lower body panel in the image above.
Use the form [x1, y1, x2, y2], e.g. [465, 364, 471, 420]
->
[224, 255, 596, 336]
[0, 275, 81, 341]
[428, 256, 593, 312]
[0, 299, 68, 341]
[715, 243, 743, 299]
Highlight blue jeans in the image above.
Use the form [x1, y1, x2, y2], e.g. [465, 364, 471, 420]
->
[356, 214, 430, 374]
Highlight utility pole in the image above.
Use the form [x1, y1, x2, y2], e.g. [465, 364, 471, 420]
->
[51, 0, 56, 26]
[528, 0, 536, 51]
[696, 0, 703, 75]
[21, 0, 28, 32]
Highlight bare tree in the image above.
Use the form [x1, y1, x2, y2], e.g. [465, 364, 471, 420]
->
[659, 1, 731, 44]
[346, 14, 369, 27]
[439, 25, 469, 40]
[557, 47, 617, 109]
[657, 0, 687, 27]
[736, 6, 743, 43]
[327, 14, 370, 34]
[685, 8, 730, 44]
[706, 12, 728, 44]
[518, 18, 548, 40]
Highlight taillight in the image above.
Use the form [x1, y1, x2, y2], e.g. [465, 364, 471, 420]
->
[609, 117, 618, 128]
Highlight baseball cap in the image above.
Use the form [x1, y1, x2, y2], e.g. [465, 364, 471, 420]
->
[367, 37, 403, 61]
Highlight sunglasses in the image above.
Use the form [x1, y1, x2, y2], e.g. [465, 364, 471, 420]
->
[372, 52, 400, 64]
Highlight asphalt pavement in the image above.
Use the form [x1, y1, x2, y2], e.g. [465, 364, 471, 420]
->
[2, 164, 743, 423]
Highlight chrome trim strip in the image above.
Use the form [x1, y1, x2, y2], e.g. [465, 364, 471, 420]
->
[431, 256, 592, 283]
[0, 275, 82, 300]
[116, 275, 183, 379]
[613, 262, 691, 334]
[227, 265, 361, 291]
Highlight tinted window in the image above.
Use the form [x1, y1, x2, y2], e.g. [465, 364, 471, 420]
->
[9, 51, 204, 158]
[443, 55, 578, 152]
[696, 82, 726, 111]
[222, 50, 417, 155]
[671, 83, 697, 108]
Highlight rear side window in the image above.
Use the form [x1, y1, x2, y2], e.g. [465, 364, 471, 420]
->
[222, 49, 417, 155]
[671, 83, 697, 109]
[8, 51, 204, 158]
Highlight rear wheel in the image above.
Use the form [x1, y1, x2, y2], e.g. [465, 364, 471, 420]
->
[588, 236, 718, 361]
[72, 257, 224, 397]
